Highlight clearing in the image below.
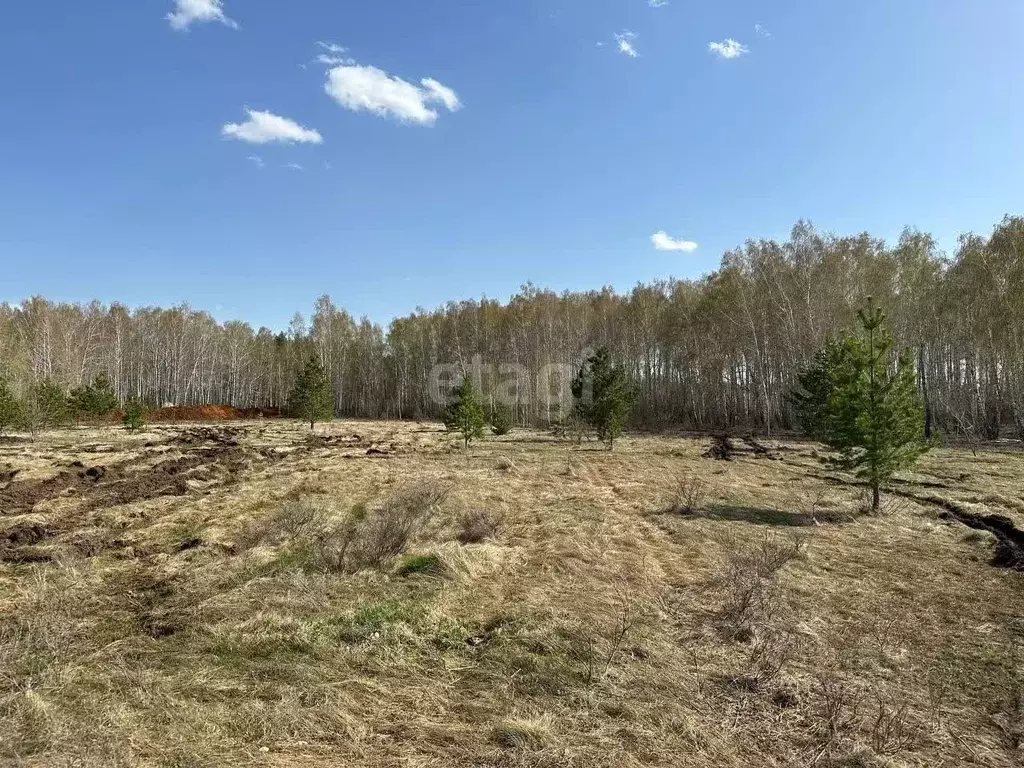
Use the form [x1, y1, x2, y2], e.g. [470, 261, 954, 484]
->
[1, 420, 1022, 767]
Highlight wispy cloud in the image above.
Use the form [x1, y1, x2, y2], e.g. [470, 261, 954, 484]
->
[754, 24, 771, 38]
[222, 109, 323, 144]
[651, 231, 698, 252]
[246, 155, 265, 168]
[317, 54, 355, 66]
[285, 162, 304, 171]
[317, 41, 347, 54]
[420, 78, 461, 112]
[614, 31, 639, 58]
[166, 0, 237, 31]
[324, 65, 462, 125]
[708, 39, 749, 59]
[314, 42, 355, 66]
[649, 0, 669, 7]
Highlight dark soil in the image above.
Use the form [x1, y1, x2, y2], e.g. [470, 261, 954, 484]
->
[703, 434, 782, 461]
[938, 507, 1024, 570]
[893, 489, 1024, 571]
[0, 443, 252, 516]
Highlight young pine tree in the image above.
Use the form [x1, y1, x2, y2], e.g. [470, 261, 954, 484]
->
[817, 299, 932, 513]
[789, 338, 845, 440]
[122, 398, 147, 434]
[289, 357, 334, 430]
[71, 373, 119, 418]
[489, 404, 513, 436]
[444, 375, 485, 448]
[0, 377, 21, 436]
[22, 379, 70, 435]
[571, 346, 633, 450]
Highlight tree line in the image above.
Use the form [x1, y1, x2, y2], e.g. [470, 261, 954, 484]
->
[2, 215, 1022, 438]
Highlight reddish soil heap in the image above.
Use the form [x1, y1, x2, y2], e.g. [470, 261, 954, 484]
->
[146, 405, 279, 422]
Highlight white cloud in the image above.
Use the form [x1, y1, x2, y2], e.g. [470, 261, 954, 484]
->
[246, 155, 265, 168]
[649, 0, 669, 7]
[317, 41, 347, 54]
[421, 78, 462, 112]
[708, 39, 749, 59]
[317, 54, 355, 66]
[324, 65, 461, 125]
[222, 109, 323, 144]
[651, 231, 698, 252]
[285, 162, 304, 171]
[614, 31, 639, 58]
[755, 24, 771, 38]
[166, 0, 237, 31]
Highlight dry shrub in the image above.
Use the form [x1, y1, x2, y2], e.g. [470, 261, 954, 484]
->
[349, 481, 449, 570]
[237, 499, 324, 549]
[813, 668, 865, 745]
[988, 639, 1024, 752]
[457, 509, 504, 544]
[869, 693, 923, 755]
[495, 456, 517, 472]
[237, 482, 449, 573]
[667, 473, 709, 514]
[857, 487, 912, 516]
[718, 530, 805, 639]
[734, 625, 800, 692]
[797, 486, 834, 522]
[491, 716, 551, 750]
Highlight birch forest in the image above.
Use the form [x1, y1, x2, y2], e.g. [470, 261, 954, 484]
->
[3, 216, 1023, 438]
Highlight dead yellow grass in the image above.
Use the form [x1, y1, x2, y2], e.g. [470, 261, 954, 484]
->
[0, 421, 1022, 767]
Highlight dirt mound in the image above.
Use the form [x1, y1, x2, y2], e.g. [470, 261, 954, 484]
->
[0, 445, 254, 516]
[168, 426, 246, 446]
[703, 435, 738, 460]
[148, 405, 249, 422]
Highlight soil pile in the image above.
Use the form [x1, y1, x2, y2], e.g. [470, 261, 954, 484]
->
[147, 405, 279, 422]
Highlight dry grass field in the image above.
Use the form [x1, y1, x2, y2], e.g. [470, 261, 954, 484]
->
[1, 420, 1023, 767]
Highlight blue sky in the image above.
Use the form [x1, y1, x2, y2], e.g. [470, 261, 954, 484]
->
[1, 0, 1021, 329]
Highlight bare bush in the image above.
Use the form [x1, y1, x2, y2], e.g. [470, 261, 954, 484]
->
[717, 530, 805, 638]
[797, 486, 833, 523]
[736, 625, 800, 691]
[988, 640, 1024, 752]
[668, 473, 709, 514]
[869, 694, 923, 756]
[584, 597, 638, 687]
[237, 498, 334, 549]
[238, 484, 449, 573]
[813, 668, 864, 745]
[350, 482, 449, 570]
[857, 487, 912, 516]
[458, 509, 504, 544]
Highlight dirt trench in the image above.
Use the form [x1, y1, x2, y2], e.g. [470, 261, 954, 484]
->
[891, 488, 1024, 571]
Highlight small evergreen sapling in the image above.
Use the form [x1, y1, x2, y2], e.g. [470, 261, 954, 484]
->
[571, 346, 633, 450]
[123, 399, 146, 434]
[0, 377, 21, 436]
[789, 338, 845, 440]
[22, 379, 70, 435]
[71, 373, 119, 418]
[796, 299, 932, 513]
[289, 357, 334, 430]
[444, 375, 485, 448]
[490, 405, 513, 436]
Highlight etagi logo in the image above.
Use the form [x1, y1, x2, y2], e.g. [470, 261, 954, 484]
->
[427, 351, 595, 413]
